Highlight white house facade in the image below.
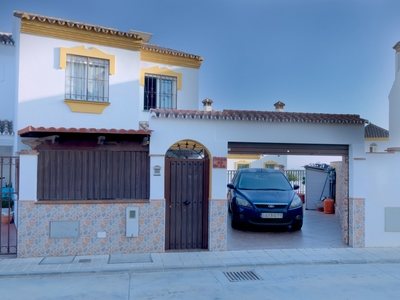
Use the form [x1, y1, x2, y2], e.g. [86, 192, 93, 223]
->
[11, 11, 203, 256]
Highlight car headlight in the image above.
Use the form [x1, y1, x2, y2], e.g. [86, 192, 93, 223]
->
[235, 196, 252, 208]
[289, 194, 303, 209]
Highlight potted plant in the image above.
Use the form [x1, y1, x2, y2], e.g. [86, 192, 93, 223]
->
[1, 186, 14, 224]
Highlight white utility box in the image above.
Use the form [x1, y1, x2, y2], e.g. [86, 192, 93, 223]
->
[126, 206, 139, 237]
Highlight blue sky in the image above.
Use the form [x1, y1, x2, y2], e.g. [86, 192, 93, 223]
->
[1, 0, 400, 128]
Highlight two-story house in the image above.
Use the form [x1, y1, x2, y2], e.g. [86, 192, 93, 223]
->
[12, 11, 204, 257]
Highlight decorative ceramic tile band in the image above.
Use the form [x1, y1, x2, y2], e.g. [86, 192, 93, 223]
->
[209, 198, 228, 251]
[17, 200, 165, 257]
[349, 197, 365, 248]
[331, 160, 349, 245]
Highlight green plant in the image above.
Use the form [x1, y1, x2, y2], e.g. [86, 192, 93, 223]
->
[287, 172, 298, 182]
[1, 187, 14, 209]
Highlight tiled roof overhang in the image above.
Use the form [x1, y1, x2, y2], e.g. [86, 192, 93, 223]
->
[141, 44, 203, 63]
[13, 11, 203, 62]
[13, 11, 142, 41]
[151, 109, 367, 125]
[364, 123, 389, 139]
[18, 126, 151, 138]
[394, 41, 400, 52]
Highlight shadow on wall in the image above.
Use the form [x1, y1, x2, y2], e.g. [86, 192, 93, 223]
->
[17, 79, 142, 130]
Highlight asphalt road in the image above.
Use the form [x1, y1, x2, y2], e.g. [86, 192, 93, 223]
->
[1, 262, 399, 299]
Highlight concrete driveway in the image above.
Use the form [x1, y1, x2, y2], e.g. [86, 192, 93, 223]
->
[228, 209, 347, 250]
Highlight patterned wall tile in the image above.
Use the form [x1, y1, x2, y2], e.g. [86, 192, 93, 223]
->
[208, 198, 228, 251]
[17, 200, 165, 257]
[331, 159, 349, 245]
[349, 197, 365, 248]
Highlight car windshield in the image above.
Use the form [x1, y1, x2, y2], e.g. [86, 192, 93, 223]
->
[237, 172, 292, 190]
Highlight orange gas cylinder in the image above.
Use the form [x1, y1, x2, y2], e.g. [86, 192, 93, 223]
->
[324, 198, 334, 214]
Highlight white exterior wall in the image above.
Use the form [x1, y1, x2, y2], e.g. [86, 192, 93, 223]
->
[149, 117, 366, 201]
[0, 42, 16, 121]
[18, 152, 38, 201]
[365, 139, 391, 153]
[16, 33, 142, 131]
[0, 38, 16, 153]
[16, 32, 200, 139]
[389, 50, 400, 147]
[364, 152, 400, 247]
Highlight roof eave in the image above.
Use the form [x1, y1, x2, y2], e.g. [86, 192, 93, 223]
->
[18, 126, 152, 138]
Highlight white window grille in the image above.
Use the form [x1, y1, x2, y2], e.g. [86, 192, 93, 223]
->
[144, 74, 177, 110]
[65, 54, 109, 102]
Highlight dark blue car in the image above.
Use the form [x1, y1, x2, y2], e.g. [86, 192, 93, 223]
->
[227, 168, 303, 230]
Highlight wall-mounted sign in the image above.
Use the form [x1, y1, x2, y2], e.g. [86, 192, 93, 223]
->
[213, 157, 227, 169]
[153, 165, 161, 176]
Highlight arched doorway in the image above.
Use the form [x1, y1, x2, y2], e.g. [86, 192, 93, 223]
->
[164, 140, 210, 250]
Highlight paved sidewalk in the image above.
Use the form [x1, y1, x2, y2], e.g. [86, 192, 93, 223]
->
[0, 247, 400, 277]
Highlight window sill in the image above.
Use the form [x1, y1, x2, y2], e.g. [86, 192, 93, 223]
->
[64, 99, 110, 114]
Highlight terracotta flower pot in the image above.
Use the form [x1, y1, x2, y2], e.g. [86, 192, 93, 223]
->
[1, 215, 12, 224]
[1, 208, 13, 224]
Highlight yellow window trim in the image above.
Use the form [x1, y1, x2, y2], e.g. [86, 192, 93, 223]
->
[59, 46, 116, 75]
[64, 100, 110, 114]
[140, 66, 182, 90]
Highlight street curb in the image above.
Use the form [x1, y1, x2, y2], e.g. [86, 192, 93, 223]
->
[1, 258, 400, 278]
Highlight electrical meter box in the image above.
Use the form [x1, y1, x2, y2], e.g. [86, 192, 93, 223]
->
[126, 206, 139, 237]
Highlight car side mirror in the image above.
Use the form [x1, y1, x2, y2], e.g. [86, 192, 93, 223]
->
[293, 184, 299, 190]
[227, 183, 235, 189]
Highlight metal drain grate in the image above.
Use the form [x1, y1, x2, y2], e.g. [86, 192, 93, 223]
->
[223, 270, 262, 282]
[78, 259, 92, 263]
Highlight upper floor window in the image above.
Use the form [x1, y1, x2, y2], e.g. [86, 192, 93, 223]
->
[237, 163, 250, 169]
[264, 163, 276, 169]
[144, 74, 177, 111]
[65, 54, 109, 102]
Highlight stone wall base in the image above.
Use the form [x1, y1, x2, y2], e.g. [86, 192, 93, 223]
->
[17, 200, 165, 257]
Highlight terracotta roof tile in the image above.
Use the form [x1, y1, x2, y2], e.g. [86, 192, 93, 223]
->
[14, 11, 142, 41]
[141, 44, 203, 62]
[13, 11, 202, 59]
[151, 109, 367, 125]
[364, 123, 389, 139]
[0, 32, 14, 45]
[18, 126, 151, 137]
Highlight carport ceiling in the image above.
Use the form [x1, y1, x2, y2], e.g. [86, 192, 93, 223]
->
[228, 142, 349, 156]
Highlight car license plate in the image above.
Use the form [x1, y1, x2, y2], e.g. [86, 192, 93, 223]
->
[261, 212, 283, 219]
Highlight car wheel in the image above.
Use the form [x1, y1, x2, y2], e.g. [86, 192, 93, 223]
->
[290, 220, 303, 231]
[231, 215, 241, 229]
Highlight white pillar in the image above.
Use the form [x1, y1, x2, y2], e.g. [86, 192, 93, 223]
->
[149, 154, 165, 200]
[19, 150, 38, 201]
[389, 43, 400, 147]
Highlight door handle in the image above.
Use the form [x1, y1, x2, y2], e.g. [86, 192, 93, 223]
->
[183, 200, 191, 206]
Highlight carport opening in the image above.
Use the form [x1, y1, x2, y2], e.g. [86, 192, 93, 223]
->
[227, 142, 349, 251]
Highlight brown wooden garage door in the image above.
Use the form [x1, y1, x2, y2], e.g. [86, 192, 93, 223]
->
[165, 158, 209, 250]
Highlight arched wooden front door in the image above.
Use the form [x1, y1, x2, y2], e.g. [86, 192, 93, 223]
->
[165, 140, 209, 250]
